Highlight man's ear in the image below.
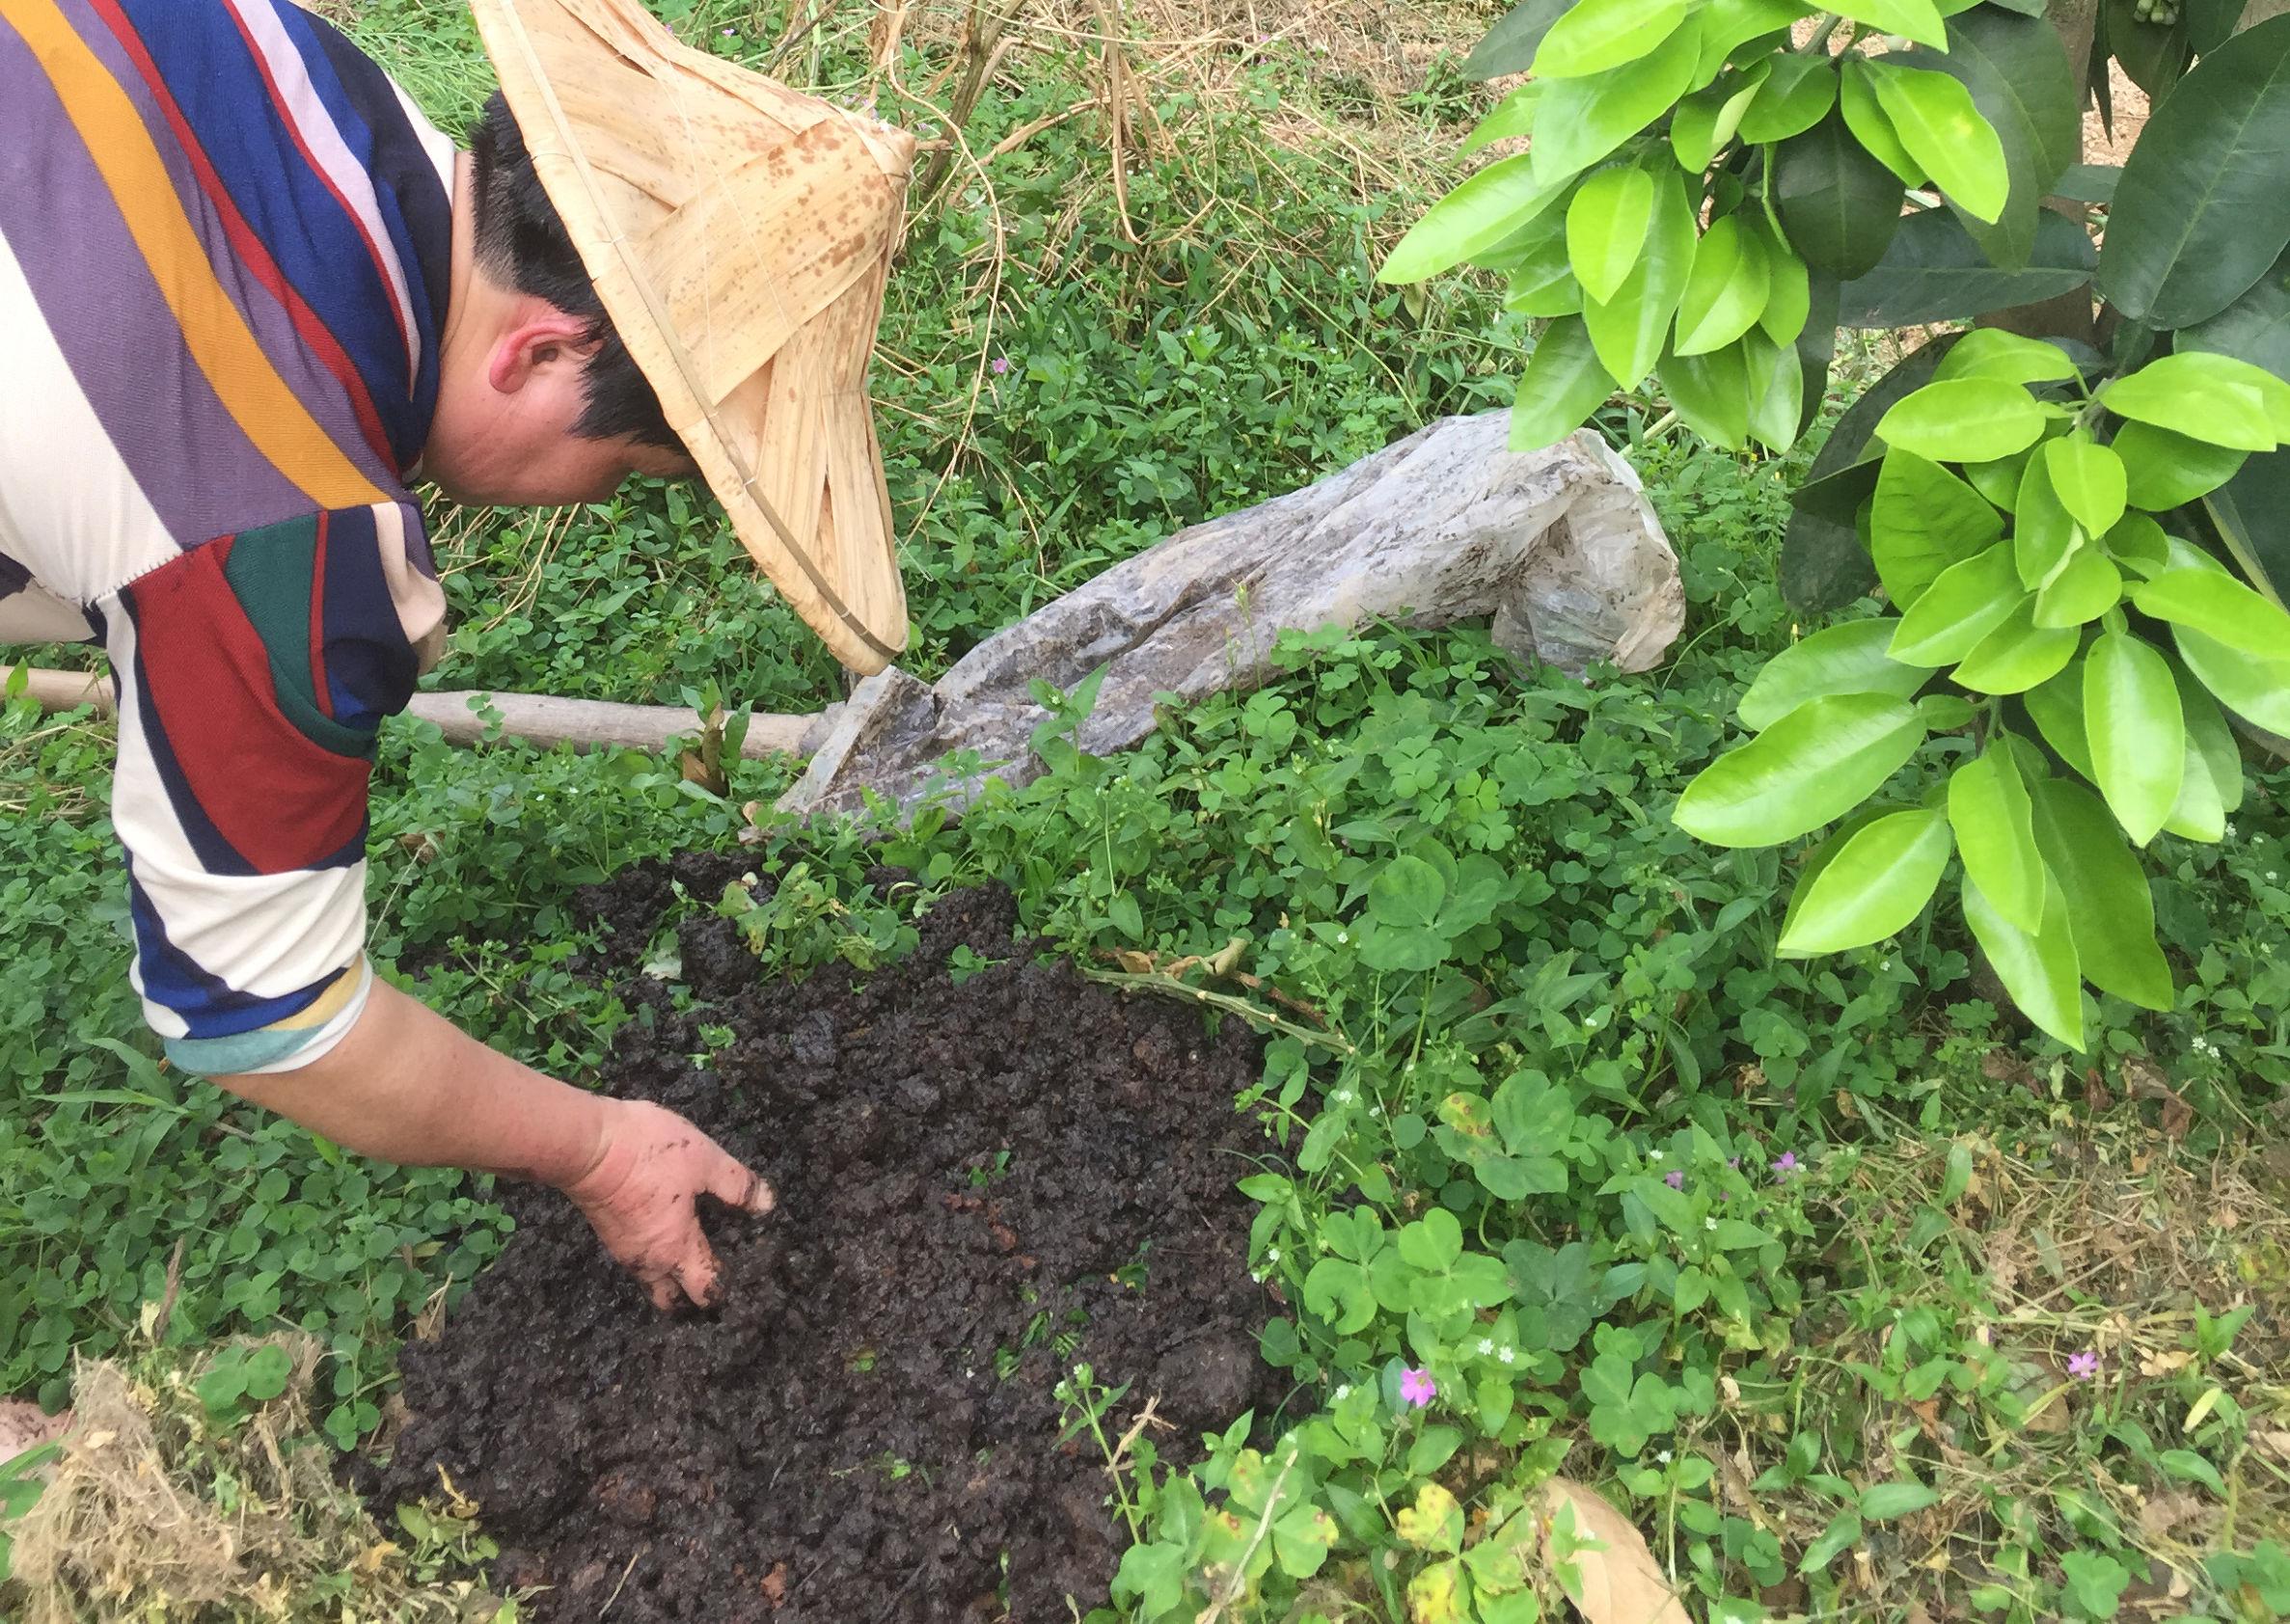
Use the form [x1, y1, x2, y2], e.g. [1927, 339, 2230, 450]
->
[487, 313, 604, 394]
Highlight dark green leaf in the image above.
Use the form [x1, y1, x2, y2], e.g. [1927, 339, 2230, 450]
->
[1774, 110, 1907, 281]
[2187, 0, 2242, 54]
[1837, 207, 2094, 328]
[1783, 335, 1961, 611]
[2098, 14, 2290, 328]
[1465, 0, 1573, 79]
[2106, 0, 2192, 97]
[2204, 448, 2290, 608]
[2055, 163, 2120, 203]
[2029, 778, 2175, 1010]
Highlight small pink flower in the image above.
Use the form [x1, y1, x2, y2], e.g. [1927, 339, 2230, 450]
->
[1771, 1151, 1798, 1175]
[1399, 1367, 1436, 1408]
[2068, 1350, 2099, 1381]
[1664, 1170, 1684, 1190]
[991, 356, 1011, 375]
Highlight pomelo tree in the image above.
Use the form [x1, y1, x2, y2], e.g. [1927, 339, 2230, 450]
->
[1385, 1, 2290, 1046]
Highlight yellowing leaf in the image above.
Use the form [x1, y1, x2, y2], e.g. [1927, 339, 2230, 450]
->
[1539, 1477, 1694, 1624]
[1398, 1480, 1465, 1551]
[1408, 1556, 1469, 1622]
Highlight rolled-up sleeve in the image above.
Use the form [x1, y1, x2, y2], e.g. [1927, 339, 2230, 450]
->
[97, 501, 441, 1075]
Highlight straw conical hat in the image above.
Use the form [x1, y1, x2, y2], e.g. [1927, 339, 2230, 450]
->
[470, 0, 915, 672]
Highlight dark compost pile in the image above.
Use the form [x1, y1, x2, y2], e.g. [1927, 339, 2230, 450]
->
[365, 857, 1284, 1622]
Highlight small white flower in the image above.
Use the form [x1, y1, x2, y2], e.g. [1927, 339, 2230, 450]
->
[1336, 931, 1349, 944]
[2228, 823, 2240, 838]
[1266, 1248, 1281, 1263]
[1656, 1449, 1673, 1464]
[1498, 1346, 1516, 1366]
[1332, 1089, 1354, 1104]
[1478, 1338, 1495, 1355]
[1370, 1105, 1383, 1117]
[1251, 1270, 1265, 1283]
[1879, 960, 1891, 971]
[1649, 1150, 1664, 1162]
[1333, 1384, 1351, 1401]
[1704, 1217, 1719, 1232]
[2270, 871, 2280, 882]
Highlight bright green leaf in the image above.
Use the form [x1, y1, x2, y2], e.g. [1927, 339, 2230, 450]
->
[2174, 624, 2290, 734]
[1867, 62, 2011, 224]
[1656, 340, 1752, 449]
[1382, 156, 1570, 284]
[1962, 868, 2085, 1048]
[1584, 171, 1699, 389]
[1934, 329, 2079, 385]
[1951, 601, 2079, 693]
[2030, 777, 2174, 1011]
[1949, 743, 2045, 933]
[1675, 692, 1927, 847]
[2086, 630, 2185, 846]
[2043, 438, 2128, 538]
[1870, 448, 2005, 607]
[1676, 215, 1772, 356]
[1840, 58, 1922, 184]
[2101, 352, 2279, 453]
[2113, 421, 2249, 511]
[1534, 21, 1706, 184]
[1876, 378, 2046, 463]
[2014, 452, 2081, 592]
[2032, 545, 2122, 629]
[2132, 566, 2290, 655]
[1511, 316, 1615, 450]
[1778, 808, 1952, 954]
[1461, 82, 1546, 156]
[1568, 165, 1659, 305]
[1830, 0, 1949, 49]
[1744, 329, 1808, 450]
[1861, 1480, 1942, 1520]
[1534, 0, 1691, 79]
[1889, 542, 2025, 665]
[1738, 52, 1839, 145]
[1674, 61, 1772, 170]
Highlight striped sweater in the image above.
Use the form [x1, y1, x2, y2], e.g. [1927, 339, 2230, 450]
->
[0, 0, 456, 1074]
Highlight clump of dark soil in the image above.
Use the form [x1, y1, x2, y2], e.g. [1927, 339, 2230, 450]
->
[366, 861, 1285, 1622]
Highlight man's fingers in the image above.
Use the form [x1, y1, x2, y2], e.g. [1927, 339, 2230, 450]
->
[644, 1269, 680, 1313]
[675, 1241, 723, 1312]
[709, 1151, 774, 1216]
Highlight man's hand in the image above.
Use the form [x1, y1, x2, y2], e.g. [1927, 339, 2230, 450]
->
[561, 1098, 775, 1311]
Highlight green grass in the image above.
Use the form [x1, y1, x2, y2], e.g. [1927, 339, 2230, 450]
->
[8, 3, 2290, 1621]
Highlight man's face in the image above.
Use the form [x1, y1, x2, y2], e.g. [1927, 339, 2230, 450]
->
[422, 309, 697, 506]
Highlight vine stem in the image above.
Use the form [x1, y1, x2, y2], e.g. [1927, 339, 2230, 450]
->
[1800, 12, 1845, 52]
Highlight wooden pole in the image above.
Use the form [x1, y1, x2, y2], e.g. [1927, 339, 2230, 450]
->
[3, 664, 826, 761]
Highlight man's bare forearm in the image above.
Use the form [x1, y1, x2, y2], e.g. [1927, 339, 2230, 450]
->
[210, 977, 611, 1189]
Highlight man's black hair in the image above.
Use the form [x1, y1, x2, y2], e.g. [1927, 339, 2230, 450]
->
[467, 91, 682, 451]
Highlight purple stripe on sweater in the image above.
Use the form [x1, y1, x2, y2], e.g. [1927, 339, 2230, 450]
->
[55, 0, 406, 494]
[0, 12, 326, 546]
